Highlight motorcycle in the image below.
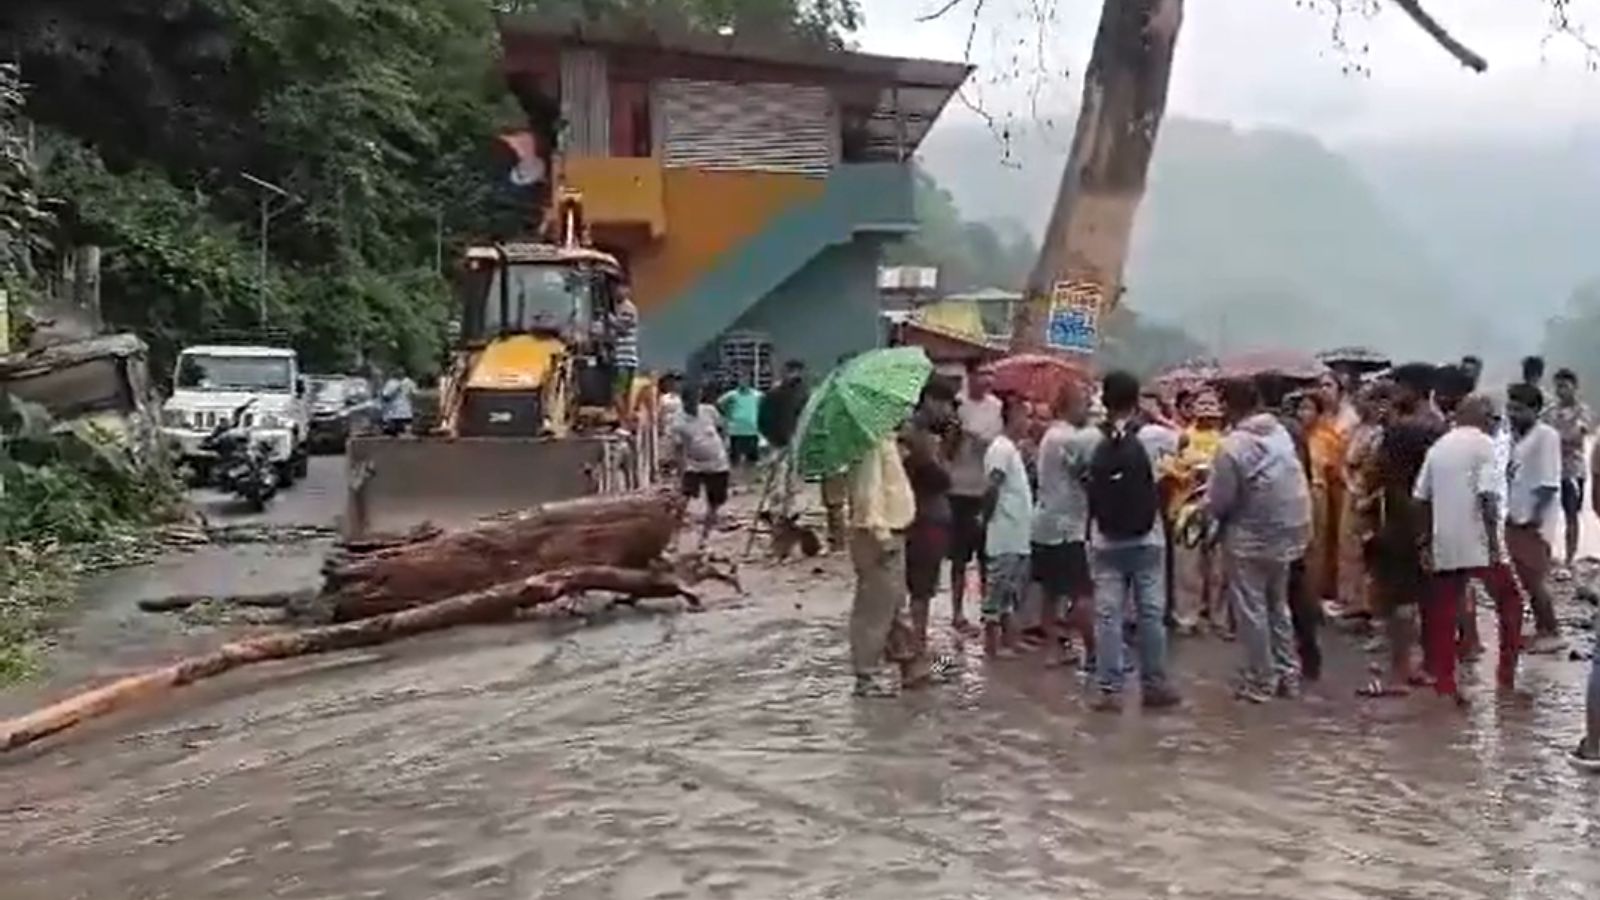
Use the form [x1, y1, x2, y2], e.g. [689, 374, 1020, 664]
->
[200, 399, 280, 511]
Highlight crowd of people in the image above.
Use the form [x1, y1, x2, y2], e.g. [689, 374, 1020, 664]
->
[833, 354, 1600, 772]
[657, 360, 814, 546]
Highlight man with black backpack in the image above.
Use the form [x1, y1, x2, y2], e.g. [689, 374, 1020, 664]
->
[1085, 371, 1182, 711]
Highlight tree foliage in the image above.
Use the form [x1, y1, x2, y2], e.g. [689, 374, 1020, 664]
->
[1, 0, 505, 377]
[493, 0, 860, 47]
[884, 168, 1036, 293]
[0, 63, 50, 280]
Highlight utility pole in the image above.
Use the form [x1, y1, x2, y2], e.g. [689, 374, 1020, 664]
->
[240, 171, 293, 326]
[434, 207, 444, 275]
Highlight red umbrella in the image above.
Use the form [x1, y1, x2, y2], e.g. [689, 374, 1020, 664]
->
[1215, 349, 1326, 382]
[1153, 358, 1220, 393]
[988, 353, 1092, 404]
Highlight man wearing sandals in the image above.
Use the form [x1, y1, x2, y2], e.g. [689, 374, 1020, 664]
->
[1412, 393, 1527, 704]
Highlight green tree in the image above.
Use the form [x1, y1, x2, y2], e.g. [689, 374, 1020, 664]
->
[885, 167, 1038, 292]
[1, 63, 50, 280]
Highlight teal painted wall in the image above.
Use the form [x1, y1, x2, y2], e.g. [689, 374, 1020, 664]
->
[690, 237, 886, 380]
[640, 163, 913, 370]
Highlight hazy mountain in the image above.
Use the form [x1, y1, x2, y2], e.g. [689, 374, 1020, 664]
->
[915, 117, 1503, 360]
[1345, 130, 1600, 346]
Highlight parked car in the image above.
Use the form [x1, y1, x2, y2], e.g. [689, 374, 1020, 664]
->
[161, 344, 310, 486]
[306, 375, 376, 452]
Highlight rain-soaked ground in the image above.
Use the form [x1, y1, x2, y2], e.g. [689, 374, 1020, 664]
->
[2, 457, 1598, 899]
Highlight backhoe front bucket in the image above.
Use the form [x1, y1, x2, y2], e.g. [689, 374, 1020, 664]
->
[344, 434, 647, 539]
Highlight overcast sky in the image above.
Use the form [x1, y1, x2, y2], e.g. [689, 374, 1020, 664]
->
[855, 0, 1600, 145]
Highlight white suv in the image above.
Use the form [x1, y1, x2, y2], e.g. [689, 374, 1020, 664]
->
[161, 345, 310, 485]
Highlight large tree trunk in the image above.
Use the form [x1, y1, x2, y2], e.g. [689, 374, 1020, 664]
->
[1, 565, 704, 754]
[1010, 0, 1183, 354]
[321, 488, 684, 621]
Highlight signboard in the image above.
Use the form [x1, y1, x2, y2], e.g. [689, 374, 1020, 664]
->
[1046, 279, 1103, 354]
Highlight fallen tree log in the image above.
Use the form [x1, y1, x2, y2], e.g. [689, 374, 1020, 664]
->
[322, 488, 684, 621]
[1, 565, 702, 754]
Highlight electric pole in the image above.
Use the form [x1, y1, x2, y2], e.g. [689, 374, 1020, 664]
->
[241, 171, 294, 326]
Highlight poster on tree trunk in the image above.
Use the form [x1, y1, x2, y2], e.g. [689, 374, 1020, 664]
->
[1046, 279, 1103, 355]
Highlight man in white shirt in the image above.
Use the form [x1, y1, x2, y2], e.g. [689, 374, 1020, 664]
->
[1505, 383, 1565, 653]
[948, 361, 1003, 632]
[982, 396, 1033, 657]
[1413, 393, 1527, 703]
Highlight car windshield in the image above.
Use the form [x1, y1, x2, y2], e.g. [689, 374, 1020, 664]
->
[176, 354, 293, 391]
[482, 263, 592, 333]
[309, 378, 346, 404]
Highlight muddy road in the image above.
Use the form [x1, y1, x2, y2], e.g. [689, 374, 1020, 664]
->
[2, 460, 1598, 899]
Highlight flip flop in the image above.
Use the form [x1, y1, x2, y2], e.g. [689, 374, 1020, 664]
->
[1357, 677, 1411, 699]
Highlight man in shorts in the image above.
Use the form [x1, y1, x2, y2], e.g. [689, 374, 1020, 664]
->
[672, 384, 731, 548]
[1030, 380, 1097, 667]
[1544, 368, 1590, 570]
[982, 396, 1033, 657]
[948, 360, 1002, 633]
[901, 378, 957, 657]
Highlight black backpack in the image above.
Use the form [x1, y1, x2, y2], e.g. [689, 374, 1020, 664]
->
[1087, 423, 1159, 540]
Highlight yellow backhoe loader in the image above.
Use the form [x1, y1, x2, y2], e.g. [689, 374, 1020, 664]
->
[344, 191, 656, 538]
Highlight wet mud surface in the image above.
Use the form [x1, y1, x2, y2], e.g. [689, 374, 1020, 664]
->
[3, 461, 1598, 899]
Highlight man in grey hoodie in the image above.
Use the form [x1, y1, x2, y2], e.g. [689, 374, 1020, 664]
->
[1208, 377, 1315, 702]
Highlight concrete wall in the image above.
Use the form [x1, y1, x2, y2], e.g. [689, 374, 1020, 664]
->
[692, 237, 886, 378]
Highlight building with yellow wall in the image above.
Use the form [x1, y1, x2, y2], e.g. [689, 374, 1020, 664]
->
[498, 17, 970, 386]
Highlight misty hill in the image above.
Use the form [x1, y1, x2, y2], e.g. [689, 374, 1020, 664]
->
[1347, 131, 1600, 346]
[915, 117, 1493, 359]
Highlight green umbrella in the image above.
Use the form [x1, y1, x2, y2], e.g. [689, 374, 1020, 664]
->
[793, 346, 933, 479]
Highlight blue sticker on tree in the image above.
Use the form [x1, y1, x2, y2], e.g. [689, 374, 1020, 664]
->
[1046, 279, 1102, 354]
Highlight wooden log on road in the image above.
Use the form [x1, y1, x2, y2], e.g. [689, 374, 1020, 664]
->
[321, 488, 684, 621]
[1, 565, 702, 754]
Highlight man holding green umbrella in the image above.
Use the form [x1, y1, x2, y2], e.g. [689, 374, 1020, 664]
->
[795, 347, 935, 696]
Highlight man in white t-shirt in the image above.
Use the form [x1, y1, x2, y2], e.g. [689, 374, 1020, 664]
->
[1505, 382, 1565, 653]
[981, 396, 1033, 657]
[948, 362, 1003, 632]
[1413, 393, 1527, 703]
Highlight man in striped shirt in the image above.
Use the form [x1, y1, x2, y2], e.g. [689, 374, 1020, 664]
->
[610, 285, 639, 416]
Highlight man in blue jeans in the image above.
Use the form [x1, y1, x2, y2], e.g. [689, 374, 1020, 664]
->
[1085, 370, 1181, 711]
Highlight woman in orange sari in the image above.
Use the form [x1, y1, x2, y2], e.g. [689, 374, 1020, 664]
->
[1296, 378, 1350, 607]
